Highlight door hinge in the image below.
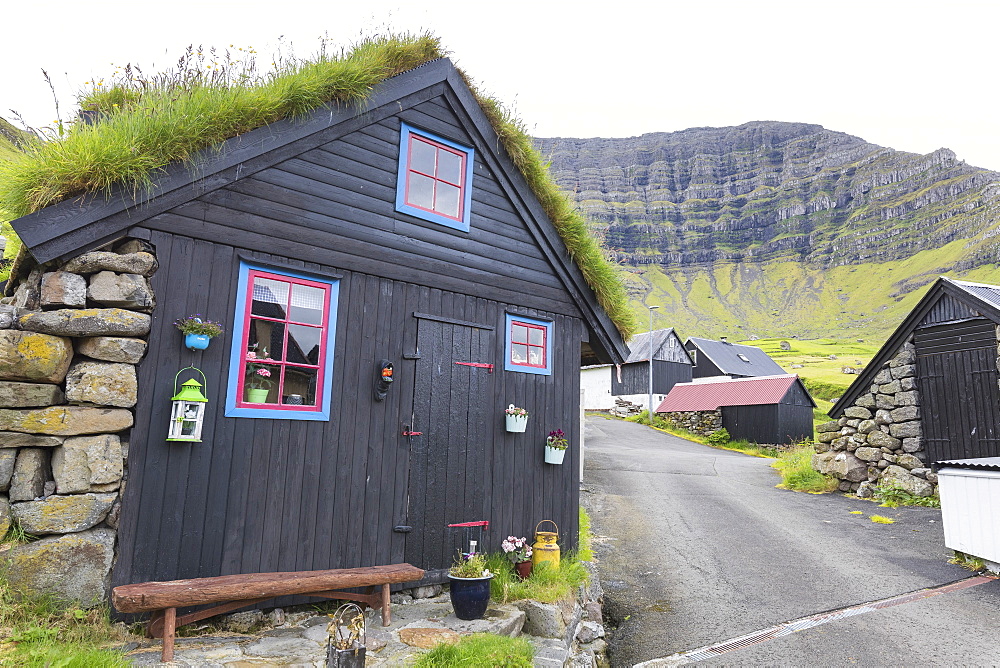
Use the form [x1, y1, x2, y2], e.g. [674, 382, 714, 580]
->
[454, 362, 494, 373]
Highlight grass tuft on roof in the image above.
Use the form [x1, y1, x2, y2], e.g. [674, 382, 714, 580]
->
[0, 33, 634, 337]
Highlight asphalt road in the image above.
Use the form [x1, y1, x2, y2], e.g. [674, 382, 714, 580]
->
[582, 416, 1000, 667]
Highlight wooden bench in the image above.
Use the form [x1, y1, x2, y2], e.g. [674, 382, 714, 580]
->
[112, 563, 424, 662]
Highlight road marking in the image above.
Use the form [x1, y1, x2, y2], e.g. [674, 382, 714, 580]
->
[635, 575, 997, 666]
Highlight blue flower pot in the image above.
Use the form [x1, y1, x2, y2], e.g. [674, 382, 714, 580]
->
[185, 333, 211, 351]
[448, 575, 492, 620]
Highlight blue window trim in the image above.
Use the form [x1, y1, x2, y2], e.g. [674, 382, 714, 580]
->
[225, 261, 339, 421]
[395, 122, 474, 232]
[504, 313, 553, 376]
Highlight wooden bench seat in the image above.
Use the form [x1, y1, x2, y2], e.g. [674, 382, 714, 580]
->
[112, 563, 424, 662]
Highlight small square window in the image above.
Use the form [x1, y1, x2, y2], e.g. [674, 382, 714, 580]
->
[504, 314, 553, 375]
[226, 262, 339, 420]
[395, 122, 474, 231]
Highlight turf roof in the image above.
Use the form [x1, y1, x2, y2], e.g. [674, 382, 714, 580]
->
[0, 33, 635, 337]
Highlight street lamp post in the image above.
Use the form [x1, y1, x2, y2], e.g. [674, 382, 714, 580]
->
[648, 305, 660, 421]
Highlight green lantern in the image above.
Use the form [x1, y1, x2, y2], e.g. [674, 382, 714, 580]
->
[167, 368, 208, 442]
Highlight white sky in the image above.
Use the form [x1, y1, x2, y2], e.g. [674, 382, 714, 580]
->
[5, 0, 1000, 169]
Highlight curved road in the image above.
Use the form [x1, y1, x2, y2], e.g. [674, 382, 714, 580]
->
[582, 417, 1000, 666]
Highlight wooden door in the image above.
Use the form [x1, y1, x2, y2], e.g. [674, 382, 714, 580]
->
[404, 313, 495, 573]
[915, 319, 1000, 461]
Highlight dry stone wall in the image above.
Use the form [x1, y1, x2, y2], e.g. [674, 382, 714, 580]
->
[657, 409, 722, 436]
[812, 339, 937, 498]
[0, 239, 155, 606]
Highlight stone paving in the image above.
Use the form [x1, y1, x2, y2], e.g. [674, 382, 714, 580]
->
[121, 593, 592, 667]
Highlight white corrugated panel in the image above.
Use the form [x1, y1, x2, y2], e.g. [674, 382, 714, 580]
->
[938, 467, 1000, 563]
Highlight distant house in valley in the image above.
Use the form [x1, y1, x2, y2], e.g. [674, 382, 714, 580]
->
[611, 328, 692, 410]
[685, 337, 785, 379]
[656, 374, 815, 445]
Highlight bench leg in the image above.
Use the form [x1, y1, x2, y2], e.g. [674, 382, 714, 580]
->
[162, 607, 176, 662]
[381, 583, 391, 626]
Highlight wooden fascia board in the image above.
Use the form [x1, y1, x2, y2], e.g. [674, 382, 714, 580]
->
[440, 70, 627, 364]
[12, 59, 457, 264]
[830, 277, 951, 417]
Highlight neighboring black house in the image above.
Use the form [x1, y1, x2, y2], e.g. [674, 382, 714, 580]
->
[685, 337, 785, 378]
[656, 375, 815, 444]
[10, 57, 628, 589]
[831, 277, 1000, 463]
[611, 328, 692, 398]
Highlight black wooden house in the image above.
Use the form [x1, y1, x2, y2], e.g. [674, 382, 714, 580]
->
[10, 58, 628, 588]
[684, 337, 785, 379]
[611, 328, 692, 397]
[832, 277, 1000, 462]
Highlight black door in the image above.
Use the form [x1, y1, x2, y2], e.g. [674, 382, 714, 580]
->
[404, 314, 495, 573]
[915, 319, 1000, 461]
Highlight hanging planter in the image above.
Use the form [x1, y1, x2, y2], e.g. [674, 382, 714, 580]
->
[505, 404, 528, 433]
[174, 315, 224, 352]
[544, 429, 568, 464]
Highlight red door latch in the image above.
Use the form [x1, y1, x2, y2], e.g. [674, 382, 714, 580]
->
[454, 362, 494, 373]
[402, 429, 423, 436]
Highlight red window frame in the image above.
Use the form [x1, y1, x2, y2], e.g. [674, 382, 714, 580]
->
[404, 134, 468, 222]
[235, 269, 332, 411]
[509, 320, 547, 369]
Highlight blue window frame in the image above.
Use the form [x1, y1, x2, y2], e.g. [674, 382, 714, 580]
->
[504, 313, 553, 375]
[395, 122, 474, 231]
[225, 261, 339, 420]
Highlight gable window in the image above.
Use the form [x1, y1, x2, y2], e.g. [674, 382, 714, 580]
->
[225, 261, 339, 420]
[504, 313, 553, 375]
[395, 122, 474, 231]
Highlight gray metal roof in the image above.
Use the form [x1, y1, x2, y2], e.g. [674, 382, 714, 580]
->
[946, 279, 1000, 312]
[934, 457, 1000, 472]
[624, 328, 690, 364]
[685, 337, 785, 376]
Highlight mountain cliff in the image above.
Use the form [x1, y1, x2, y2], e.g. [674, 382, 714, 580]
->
[535, 122, 1000, 341]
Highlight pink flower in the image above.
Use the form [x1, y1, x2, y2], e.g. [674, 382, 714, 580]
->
[256, 368, 271, 378]
[246, 351, 257, 359]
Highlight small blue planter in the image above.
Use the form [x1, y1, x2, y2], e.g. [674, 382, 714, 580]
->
[185, 333, 211, 351]
[448, 575, 492, 620]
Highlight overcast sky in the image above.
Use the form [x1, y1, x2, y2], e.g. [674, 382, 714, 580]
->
[5, 1, 999, 169]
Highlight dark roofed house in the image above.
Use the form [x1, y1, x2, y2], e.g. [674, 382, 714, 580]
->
[656, 374, 815, 445]
[685, 337, 785, 379]
[822, 277, 1000, 497]
[610, 328, 692, 410]
[4, 48, 630, 603]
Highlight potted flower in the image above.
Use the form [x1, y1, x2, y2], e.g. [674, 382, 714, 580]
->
[501, 535, 533, 580]
[545, 429, 569, 464]
[448, 551, 493, 620]
[245, 349, 274, 403]
[505, 404, 529, 433]
[174, 315, 224, 351]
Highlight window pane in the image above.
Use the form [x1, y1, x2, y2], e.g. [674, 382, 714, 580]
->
[435, 182, 461, 218]
[287, 324, 323, 364]
[249, 319, 285, 361]
[409, 137, 437, 175]
[252, 277, 289, 317]
[290, 284, 325, 325]
[283, 367, 318, 406]
[437, 149, 463, 184]
[408, 173, 435, 210]
[244, 364, 277, 403]
[528, 346, 543, 366]
[528, 327, 544, 346]
[511, 343, 528, 364]
[511, 324, 528, 344]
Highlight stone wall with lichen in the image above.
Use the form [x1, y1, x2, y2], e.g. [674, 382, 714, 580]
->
[0, 240, 156, 606]
[812, 339, 938, 498]
[657, 409, 722, 436]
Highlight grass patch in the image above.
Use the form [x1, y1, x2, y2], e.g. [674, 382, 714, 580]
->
[577, 507, 594, 562]
[869, 515, 895, 524]
[414, 633, 533, 667]
[486, 554, 588, 606]
[0, 578, 130, 667]
[771, 447, 839, 493]
[873, 484, 941, 508]
[949, 551, 986, 572]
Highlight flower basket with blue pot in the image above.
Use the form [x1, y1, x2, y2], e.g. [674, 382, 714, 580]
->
[174, 315, 224, 351]
[448, 552, 493, 620]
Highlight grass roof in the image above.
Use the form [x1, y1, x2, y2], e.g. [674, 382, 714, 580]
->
[0, 33, 635, 337]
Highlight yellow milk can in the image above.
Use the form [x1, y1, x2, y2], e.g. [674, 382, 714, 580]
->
[531, 520, 560, 569]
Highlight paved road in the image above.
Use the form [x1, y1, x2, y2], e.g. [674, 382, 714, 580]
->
[582, 417, 1000, 667]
